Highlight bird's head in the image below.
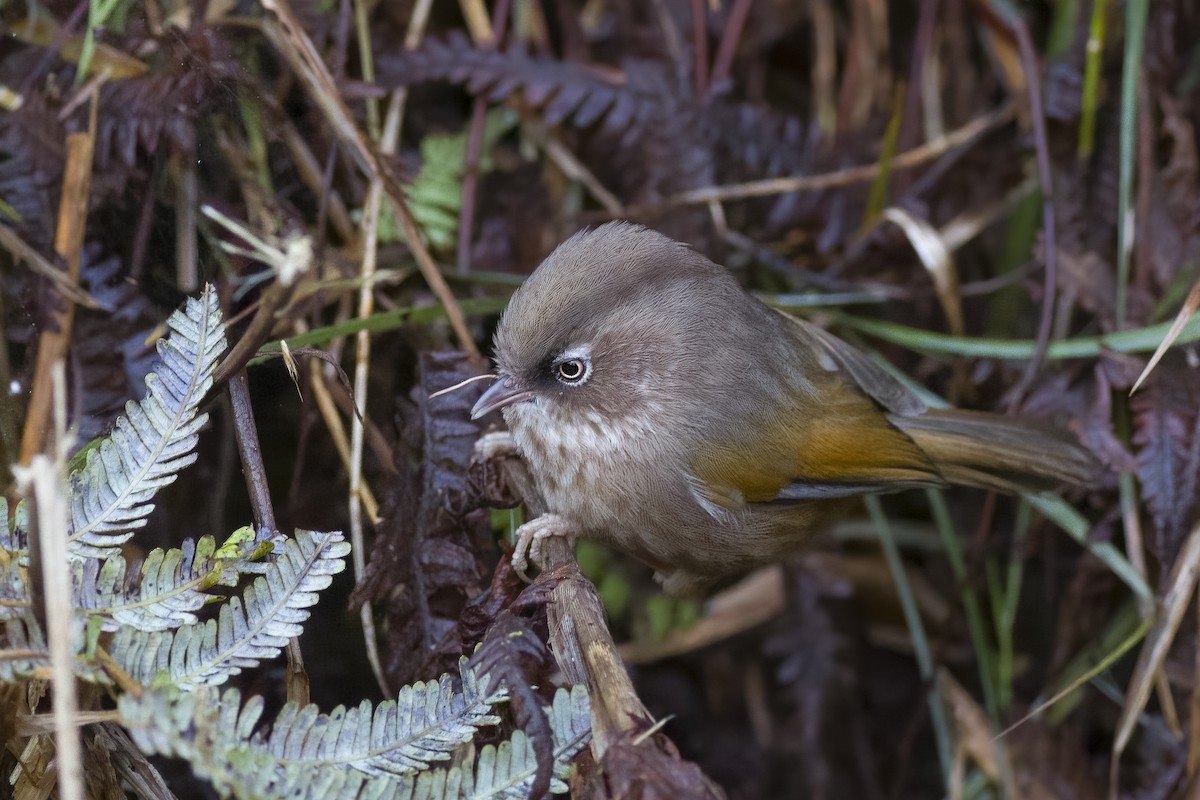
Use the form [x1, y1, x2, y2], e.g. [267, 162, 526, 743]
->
[471, 222, 734, 431]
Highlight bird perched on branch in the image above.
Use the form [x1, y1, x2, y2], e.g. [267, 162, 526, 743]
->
[472, 222, 1098, 594]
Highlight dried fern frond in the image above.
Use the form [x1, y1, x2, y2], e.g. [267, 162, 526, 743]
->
[76, 528, 276, 632]
[111, 530, 349, 688]
[68, 285, 226, 558]
[118, 673, 590, 800]
[377, 32, 645, 132]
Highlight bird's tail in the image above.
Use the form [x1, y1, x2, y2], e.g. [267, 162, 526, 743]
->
[890, 409, 1101, 493]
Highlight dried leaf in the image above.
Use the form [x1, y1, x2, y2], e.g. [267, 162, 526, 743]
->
[1131, 368, 1200, 569]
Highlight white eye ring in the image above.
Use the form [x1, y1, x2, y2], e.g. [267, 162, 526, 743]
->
[553, 347, 592, 385]
[556, 359, 586, 382]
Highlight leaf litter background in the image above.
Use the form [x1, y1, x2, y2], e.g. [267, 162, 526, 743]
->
[2, 0, 1200, 797]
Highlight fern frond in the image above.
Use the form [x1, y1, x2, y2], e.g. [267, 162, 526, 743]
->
[0, 557, 30, 621]
[77, 528, 275, 632]
[118, 676, 590, 800]
[68, 285, 226, 558]
[111, 530, 349, 688]
[388, 108, 517, 251]
[125, 684, 408, 799]
[450, 683, 592, 799]
[0, 612, 46, 681]
[378, 33, 643, 132]
[549, 683, 592, 766]
[0, 499, 43, 684]
[0, 497, 27, 552]
[118, 685, 272, 792]
[266, 660, 505, 775]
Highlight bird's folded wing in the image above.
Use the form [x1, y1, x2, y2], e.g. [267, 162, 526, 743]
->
[783, 312, 929, 416]
[688, 381, 945, 511]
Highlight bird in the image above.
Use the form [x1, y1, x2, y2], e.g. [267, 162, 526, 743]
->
[471, 222, 1099, 595]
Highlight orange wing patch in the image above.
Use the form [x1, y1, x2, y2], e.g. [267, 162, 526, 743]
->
[690, 382, 942, 507]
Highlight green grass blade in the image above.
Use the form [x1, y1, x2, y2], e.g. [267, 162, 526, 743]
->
[833, 312, 1200, 360]
[249, 297, 508, 361]
[927, 489, 1000, 719]
[1116, 0, 1150, 326]
[866, 496, 953, 782]
[1027, 494, 1151, 601]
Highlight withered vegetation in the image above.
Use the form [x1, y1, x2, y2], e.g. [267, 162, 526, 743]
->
[1, 1, 1199, 798]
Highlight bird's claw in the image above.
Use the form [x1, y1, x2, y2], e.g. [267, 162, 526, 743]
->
[474, 430, 518, 461]
[476, 435, 578, 581]
[512, 513, 578, 582]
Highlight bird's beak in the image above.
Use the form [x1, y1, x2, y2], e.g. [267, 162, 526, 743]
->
[471, 376, 534, 419]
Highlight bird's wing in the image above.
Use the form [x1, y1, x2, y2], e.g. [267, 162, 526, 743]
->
[783, 312, 929, 415]
[687, 376, 945, 513]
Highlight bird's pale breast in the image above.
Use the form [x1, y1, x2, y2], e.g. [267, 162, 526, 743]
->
[501, 395, 831, 585]
[504, 400, 661, 531]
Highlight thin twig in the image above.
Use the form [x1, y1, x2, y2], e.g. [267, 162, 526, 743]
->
[897, 0, 941, 157]
[16, 0, 88, 97]
[990, 9, 1058, 412]
[281, 121, 356, 242]
[709, 0, 752, 87]
[306, 365, 380, 520]
[228, 371, 277, 535]
[650, 0, 687, 79]
[690, 0, 709, 92]
[660, 101, 1016, 207]
[229, 368, 309, 704]
[493, 456, 655, 756]
[213, 282, 290, 386]
[175, 147, 199, 291]
[260, 0, 484, 367]
[525, 122, 624, 215]
[352, 0, 379, 137]
[0, 226, 99, 309]
[17, 365, 83, 800]
[346, 66, 410, 696]
[19, 98, 96, 464]
[350, 165, 388, 697]
[809, 0, 837, 134]
[456, 0, 512, 274]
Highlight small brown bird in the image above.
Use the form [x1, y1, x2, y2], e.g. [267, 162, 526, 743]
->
[472, 223, 1098, 594]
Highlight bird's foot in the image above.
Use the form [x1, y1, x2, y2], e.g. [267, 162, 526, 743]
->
[474, 430, 518, 460]
[653, 568, 715, 598]
[512, 513, 579, 582]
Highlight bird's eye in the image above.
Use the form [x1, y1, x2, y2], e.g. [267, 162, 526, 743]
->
[555, 358, 588, 384]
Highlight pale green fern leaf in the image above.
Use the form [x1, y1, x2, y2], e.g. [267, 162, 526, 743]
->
[0, 497, 26, 552]
[111, 530, 348, 688]
[380, 108, 517, 251]
[0, 612, 44, 681]
[68, 285, 226, 557]
[120, 684, 405, 800]
[0, 603, 102, 683]
[453, 684, 591, 799]
[77, 528, 275, 632]
[264, 659, 505, 775]
[0, 500, 42, 679]
[118, 677, 591, 800]
[0, 501, 44, 679]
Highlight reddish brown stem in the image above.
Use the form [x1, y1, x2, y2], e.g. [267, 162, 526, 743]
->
[710, 0, 753, 88]
[456, 0, 513, 274]
[691, 0, 710, 93]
